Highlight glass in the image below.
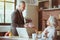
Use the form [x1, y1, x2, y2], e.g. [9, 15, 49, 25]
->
[5, 3, 14, 23]
[0, 2, 4, 23]
[6, 0, 14, 2]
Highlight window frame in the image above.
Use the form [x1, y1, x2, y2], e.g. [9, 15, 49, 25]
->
[0, 0, 16, 25]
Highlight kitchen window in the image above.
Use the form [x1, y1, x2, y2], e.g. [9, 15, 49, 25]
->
[0, 0, 16, 25]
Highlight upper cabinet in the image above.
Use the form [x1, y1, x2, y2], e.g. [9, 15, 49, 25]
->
[17, 0, 50, 6]
[38, 0, 60, 9]
[38, 1, 49, 9]
[38, 0, 50, 9]
[27, 0, 38, 6]
[16, 0, 38, 6]
[28, 0, 48, 6]
[52, 0, 59, 8]
[52, 0, 60, 8]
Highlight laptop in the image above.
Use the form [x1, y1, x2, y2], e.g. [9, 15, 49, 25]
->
[16, 27, 29, 38]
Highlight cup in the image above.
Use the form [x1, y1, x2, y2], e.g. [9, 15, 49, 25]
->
[32, 33, 37, 40]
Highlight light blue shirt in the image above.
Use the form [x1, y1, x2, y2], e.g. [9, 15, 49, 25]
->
[41, 26, 55, 40]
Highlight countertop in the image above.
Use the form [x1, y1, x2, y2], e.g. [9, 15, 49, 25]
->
[0, 26, 11, 32]
[0, 36, 33, 40]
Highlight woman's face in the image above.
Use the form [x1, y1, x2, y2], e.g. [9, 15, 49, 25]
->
[47, 21, 55, 26]
[47, 21, 50, 26]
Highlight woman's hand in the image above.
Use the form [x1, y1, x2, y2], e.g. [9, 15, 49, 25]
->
[45, 30, 49, 38]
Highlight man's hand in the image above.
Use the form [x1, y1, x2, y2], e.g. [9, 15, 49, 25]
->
[24, 23, 34, 28]
[24, 23, 29, 27]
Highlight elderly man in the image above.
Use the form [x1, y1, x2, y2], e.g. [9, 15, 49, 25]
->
[5, 1, 38, 36]
[11, 1, 25, 36]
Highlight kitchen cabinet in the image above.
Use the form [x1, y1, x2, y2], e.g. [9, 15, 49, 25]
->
[38, 0, 60, 9]
[17, 0, 38, 6]
[0, 32, 6, 36]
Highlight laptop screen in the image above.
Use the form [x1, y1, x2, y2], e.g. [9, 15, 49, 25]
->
[16, 28, 29, 38]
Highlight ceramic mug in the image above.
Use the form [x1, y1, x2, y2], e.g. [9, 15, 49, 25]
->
[32, 33, 37, 40]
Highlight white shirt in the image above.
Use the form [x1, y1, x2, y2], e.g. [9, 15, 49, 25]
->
[42, 26, 55, 40]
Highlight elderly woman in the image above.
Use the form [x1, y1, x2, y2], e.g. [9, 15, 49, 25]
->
[42, 15, 57, 40]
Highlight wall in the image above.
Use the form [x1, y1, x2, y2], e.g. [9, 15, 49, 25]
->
[25, 4, 38, 28]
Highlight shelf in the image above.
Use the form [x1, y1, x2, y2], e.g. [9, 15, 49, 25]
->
[43, 8, 60, 10]
[38, 0, 49, 2]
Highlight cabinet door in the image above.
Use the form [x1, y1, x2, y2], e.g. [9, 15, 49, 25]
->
[0, 32, 6, 36]
[17, 0, 38, 6]
[29, 0, 38, 6]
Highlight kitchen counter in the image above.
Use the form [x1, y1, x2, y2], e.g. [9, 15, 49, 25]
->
[0, 36, 32, 40]
[0, 26, 11, 32]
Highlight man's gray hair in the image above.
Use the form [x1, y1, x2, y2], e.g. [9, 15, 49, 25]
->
[16, 1, 25, 9]
[20, 1, 25, 4]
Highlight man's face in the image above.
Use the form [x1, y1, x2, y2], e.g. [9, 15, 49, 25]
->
[20, 3, 25, 11]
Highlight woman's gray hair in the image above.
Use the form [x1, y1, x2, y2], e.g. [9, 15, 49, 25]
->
[47, 15, 58, 26]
